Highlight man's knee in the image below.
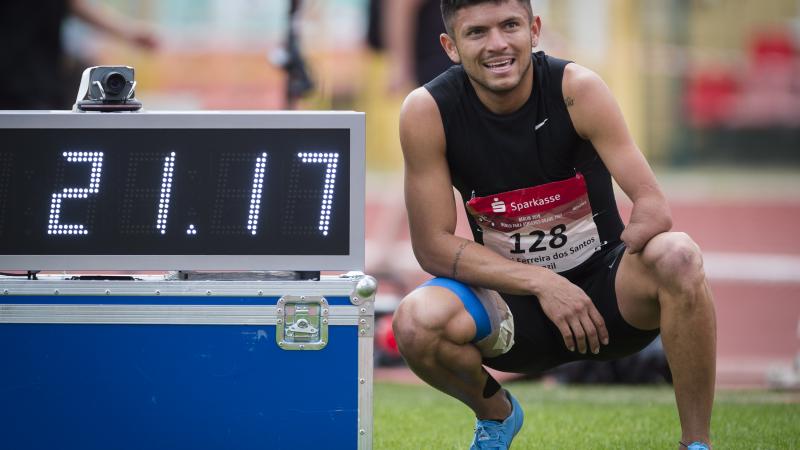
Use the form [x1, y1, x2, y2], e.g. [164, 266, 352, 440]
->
[392, 288, 474, 355]
[642, 232, 706, 293]
[392, 292, 427, 353]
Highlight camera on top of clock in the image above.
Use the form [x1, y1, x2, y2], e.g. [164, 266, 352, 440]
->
[74, 66, 142, 112]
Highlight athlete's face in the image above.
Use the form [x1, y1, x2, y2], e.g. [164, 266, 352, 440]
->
[441, 1, 540, 96]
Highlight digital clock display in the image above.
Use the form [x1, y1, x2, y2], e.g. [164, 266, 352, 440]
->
[0, 112, 365, 271]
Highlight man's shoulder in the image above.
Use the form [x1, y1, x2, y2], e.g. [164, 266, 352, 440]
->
[401, 87, 440, 121]
[399, 87, 448, 163]
[534, 51, 600, 86]
[399, 87, 445, 148]
[561, 61, 603, 91]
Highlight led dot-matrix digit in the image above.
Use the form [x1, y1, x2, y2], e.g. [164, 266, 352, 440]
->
[298, 152, 338, 236]
[47, 151, 104, 236]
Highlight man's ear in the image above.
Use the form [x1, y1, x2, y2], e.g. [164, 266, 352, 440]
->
[531, 15, 542, 48]
[440, 33, 461, 64]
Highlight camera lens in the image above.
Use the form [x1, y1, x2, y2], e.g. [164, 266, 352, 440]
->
[103, 72, 127, 96]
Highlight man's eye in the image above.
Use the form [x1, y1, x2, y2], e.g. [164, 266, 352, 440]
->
[505, 22, 520, 29]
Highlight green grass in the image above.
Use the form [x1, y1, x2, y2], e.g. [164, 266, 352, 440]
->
[374, 381, 800, 450]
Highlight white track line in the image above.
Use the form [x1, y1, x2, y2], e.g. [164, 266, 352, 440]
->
[702, 252, 800, 283]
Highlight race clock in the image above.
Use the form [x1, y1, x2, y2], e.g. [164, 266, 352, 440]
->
[0, 111, 364, 271]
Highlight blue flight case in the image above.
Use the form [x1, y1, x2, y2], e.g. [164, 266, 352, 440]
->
[0, 273, 376, 450]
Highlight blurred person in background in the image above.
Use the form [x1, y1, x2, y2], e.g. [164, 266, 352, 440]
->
[0, 0, 158, 110]
[380, 0, 453, 92]
[392, 1, 716, 449]
[361, 0, 454, 171]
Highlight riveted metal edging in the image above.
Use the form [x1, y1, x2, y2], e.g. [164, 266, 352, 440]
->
[0, 304, 359, 326]
[358, 329, 374, 450]
[0, 278, 359, 297]
[348, 275, 377, 337]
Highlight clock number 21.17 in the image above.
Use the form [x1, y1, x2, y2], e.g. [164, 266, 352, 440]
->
[46, 150, 338, 237]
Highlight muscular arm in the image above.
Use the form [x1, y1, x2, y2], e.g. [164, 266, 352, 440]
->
[400, 87, 609, 353]
[563, 64, 672, 253]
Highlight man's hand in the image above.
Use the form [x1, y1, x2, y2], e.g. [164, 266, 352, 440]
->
[621, 221, 656, 254]
[621, 198, 672, 254]
[535, 272, 609, 354]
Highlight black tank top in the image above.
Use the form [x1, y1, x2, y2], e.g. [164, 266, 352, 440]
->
[424, 51, 624, 275]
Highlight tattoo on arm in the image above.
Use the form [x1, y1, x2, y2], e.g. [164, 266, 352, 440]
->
[452, 241, 471, 278]
[564, 96, 575, 107]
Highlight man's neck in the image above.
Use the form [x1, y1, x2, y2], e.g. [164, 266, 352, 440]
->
[469, 60, 534, 115]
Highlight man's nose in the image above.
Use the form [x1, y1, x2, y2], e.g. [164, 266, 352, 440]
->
[486, 28, 509, 52]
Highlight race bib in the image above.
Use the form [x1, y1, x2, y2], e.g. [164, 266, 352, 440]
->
[465, 173, 601, 273]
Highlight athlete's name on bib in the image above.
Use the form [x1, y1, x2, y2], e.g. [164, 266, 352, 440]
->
[510, 235, 597, 271]
[509, 194, 561, 212]
[568, 236, 597, 255]
[514, 254, 555, 265]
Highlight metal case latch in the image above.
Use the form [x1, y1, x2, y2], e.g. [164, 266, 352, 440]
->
[276, 295, 328, 350]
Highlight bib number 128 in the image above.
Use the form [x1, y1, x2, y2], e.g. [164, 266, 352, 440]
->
[509, 224, 567, 254]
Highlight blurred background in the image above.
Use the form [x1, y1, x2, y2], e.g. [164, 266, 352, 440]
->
[2, 0, 799, 389]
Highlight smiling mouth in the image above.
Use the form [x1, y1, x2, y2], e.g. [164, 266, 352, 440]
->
[484, 58, 515, 71]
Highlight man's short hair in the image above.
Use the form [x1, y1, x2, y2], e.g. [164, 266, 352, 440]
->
[440, 0, 534, 36]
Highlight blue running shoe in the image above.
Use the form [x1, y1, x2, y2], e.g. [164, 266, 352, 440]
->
[682, 442, 710, 450]
[470, 391, 524, 450]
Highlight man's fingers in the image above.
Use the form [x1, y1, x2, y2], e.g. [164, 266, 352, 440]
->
[567, 318, 588, 354]
[621, 229, 643, 254]
[587, 306, 609, 346]
[555, 320, 575, 352]
[579, 314, 601, 354]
